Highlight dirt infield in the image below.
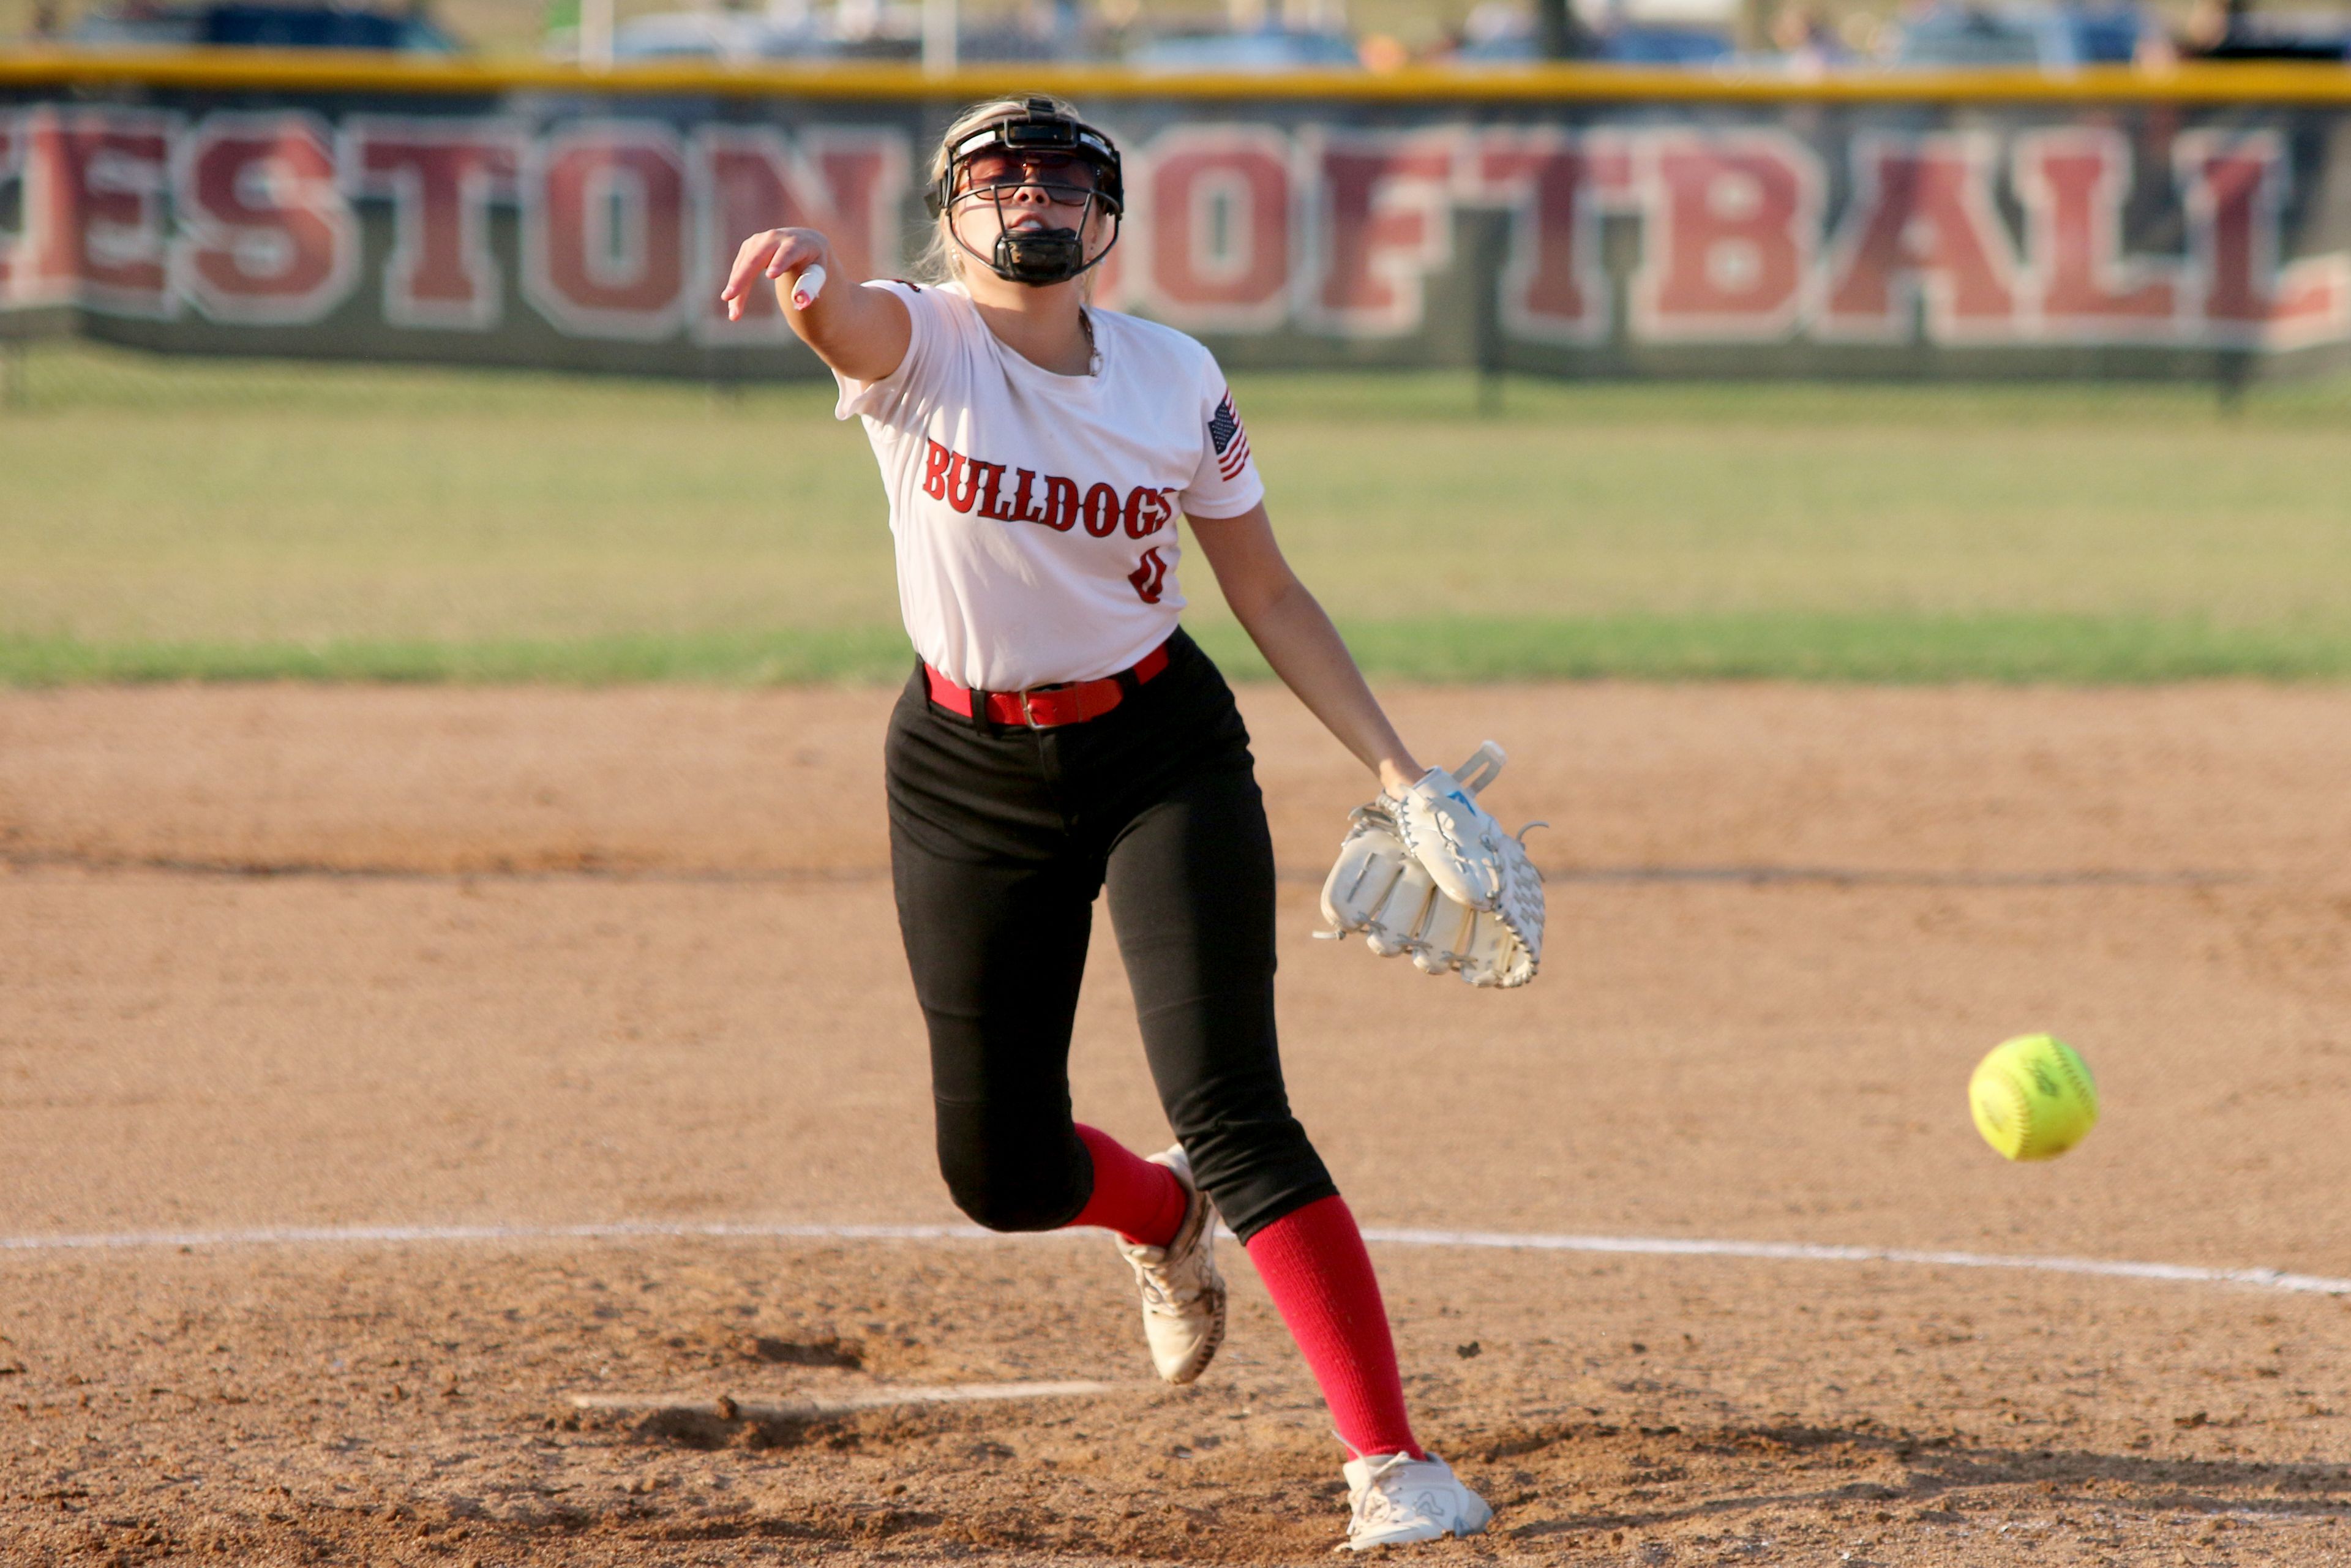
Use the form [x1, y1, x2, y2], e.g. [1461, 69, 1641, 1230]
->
[2, 680, 2347, 1566]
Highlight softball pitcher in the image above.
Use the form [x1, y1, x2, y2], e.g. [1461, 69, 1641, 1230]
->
[721, 95, 1540, 1551]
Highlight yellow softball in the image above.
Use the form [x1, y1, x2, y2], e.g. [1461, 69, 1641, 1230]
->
[1968, 1034, 2099, 1161]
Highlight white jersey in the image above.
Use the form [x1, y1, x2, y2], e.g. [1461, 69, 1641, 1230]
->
[833, 279, 1264, 692]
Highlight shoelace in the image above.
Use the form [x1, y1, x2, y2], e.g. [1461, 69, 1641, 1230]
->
[1130, 1201, 1209, 1315]
[1348, 1452, 1419, 1534]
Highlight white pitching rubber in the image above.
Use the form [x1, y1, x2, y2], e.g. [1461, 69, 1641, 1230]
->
[791, 263, 827, 309]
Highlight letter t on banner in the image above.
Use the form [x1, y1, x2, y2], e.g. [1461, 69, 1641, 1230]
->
[1457, 127, 1631, 345]
[343, 118, 525, 331]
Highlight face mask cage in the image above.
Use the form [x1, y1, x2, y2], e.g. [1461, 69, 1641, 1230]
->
[926, 98, 1125, 287]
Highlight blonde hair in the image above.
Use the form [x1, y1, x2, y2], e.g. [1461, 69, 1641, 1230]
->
[915, 92, 1109, 293]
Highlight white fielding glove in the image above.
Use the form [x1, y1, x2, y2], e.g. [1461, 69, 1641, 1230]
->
[1318, 743, 1545, 989]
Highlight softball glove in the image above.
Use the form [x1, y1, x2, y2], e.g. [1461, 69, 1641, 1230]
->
[1317, 742, 1545, 989]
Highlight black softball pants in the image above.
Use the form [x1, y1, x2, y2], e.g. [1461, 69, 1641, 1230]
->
[884, 628, 1337, 1244]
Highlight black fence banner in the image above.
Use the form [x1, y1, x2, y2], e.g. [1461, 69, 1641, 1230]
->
[5, 59, 2349, 379]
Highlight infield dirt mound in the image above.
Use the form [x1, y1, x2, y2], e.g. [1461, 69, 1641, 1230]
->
[2, 681, 2347, 1565]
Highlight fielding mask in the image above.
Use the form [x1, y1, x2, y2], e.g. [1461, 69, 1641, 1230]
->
[927, 97, 1123, 287]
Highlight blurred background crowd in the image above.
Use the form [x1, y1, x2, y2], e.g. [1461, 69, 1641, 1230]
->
[5, 0, 2350, 74]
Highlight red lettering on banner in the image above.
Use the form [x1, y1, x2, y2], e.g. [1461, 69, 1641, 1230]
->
[923, 439, 954, 500]
[1306, 130, 1457, 336]
[1819, 133, 2019, 342]
[1136, 126, 1292, 331]
[0, 118, 18, 299]
[0, 117, 18, 299]
[176, 111, 357, 324]
[342, 117, 524, 331]
[1081, 482, 1122, 537]
[1088, 211, 1130, 310]
[1460, 129, 1628, 343]
[526, 122, 688, 340]
[0, 107, 176, 317]
[2014, 127, 2177, 340]
[694, 126, 908, 343]
[2176, 131, 2350, 350]
[1041, 475, 1080, 531]
[1635, 131, 1818, 342]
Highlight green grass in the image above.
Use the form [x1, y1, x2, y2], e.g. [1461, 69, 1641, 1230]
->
[4, 339, 2350, 684]
[6, 613, 2348, 686]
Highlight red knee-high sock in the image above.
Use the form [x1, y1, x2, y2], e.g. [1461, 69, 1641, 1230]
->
[1069, 1125, 1188, 1248]
[1245, 1195, 1423, 1461]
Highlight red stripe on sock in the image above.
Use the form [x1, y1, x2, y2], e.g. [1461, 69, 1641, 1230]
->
[1244, 1195, 1423, 1461]
[1070, 1125, 1188, 1249]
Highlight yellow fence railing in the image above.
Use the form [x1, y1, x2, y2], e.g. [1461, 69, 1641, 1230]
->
[4, 48, 2351, 104]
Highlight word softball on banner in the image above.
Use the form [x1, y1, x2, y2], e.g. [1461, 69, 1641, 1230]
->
[1, 103, 2344, 353]
[1070, 120, 2345, 349]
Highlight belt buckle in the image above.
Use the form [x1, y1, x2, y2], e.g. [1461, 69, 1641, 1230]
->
[1020, 680, 1078, 728]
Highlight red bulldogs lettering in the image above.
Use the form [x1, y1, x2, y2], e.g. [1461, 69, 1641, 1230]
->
[921, 439, 1177, 541]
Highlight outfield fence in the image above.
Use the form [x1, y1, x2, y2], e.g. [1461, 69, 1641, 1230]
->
[5, 56, 2351, 381]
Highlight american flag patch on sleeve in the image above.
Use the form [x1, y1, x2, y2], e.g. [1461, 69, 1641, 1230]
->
[1209, 390, 1251, 481]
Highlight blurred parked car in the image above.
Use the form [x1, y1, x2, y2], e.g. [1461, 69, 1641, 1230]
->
[69, 1, 457, 50]
[1123, 23, 1360, 69]
[612, 10, 833, 61]
[1453, 0, 1736, 65]
[2192, 11, 2351, 59]
[610, 0, 1097, 62]
[1889, 2, 2148, 67]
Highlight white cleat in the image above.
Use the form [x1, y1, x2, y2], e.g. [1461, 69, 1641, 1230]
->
[1114, 1144, 1226, 1386]
[1340, 1451, 1494, 1551]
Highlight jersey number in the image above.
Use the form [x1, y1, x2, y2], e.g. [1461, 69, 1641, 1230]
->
[1127, 547, 1169, 604]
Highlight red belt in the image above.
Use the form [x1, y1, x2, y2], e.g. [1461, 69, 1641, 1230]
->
[925, 640, 1171, 729]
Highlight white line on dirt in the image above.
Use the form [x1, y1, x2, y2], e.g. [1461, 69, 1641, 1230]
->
[1, 1218, 2344, 1297]
[568, 1381, 1117, 1422]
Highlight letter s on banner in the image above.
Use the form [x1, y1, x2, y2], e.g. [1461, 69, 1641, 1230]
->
[174, 111, 358, 325]
[526, 121, 689, 341]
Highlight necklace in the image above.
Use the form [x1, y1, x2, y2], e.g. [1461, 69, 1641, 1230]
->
[1079, 307, 1100, 377]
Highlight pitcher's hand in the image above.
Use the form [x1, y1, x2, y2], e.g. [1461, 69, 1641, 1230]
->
[721, 227, 830, 323]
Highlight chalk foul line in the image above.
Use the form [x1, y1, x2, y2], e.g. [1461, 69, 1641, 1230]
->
[569, 1381, 1119, 1423]
[0, 1218, 2342, 1297]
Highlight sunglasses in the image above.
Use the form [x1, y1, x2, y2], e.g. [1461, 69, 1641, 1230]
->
[957, 151, 1100, 198]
